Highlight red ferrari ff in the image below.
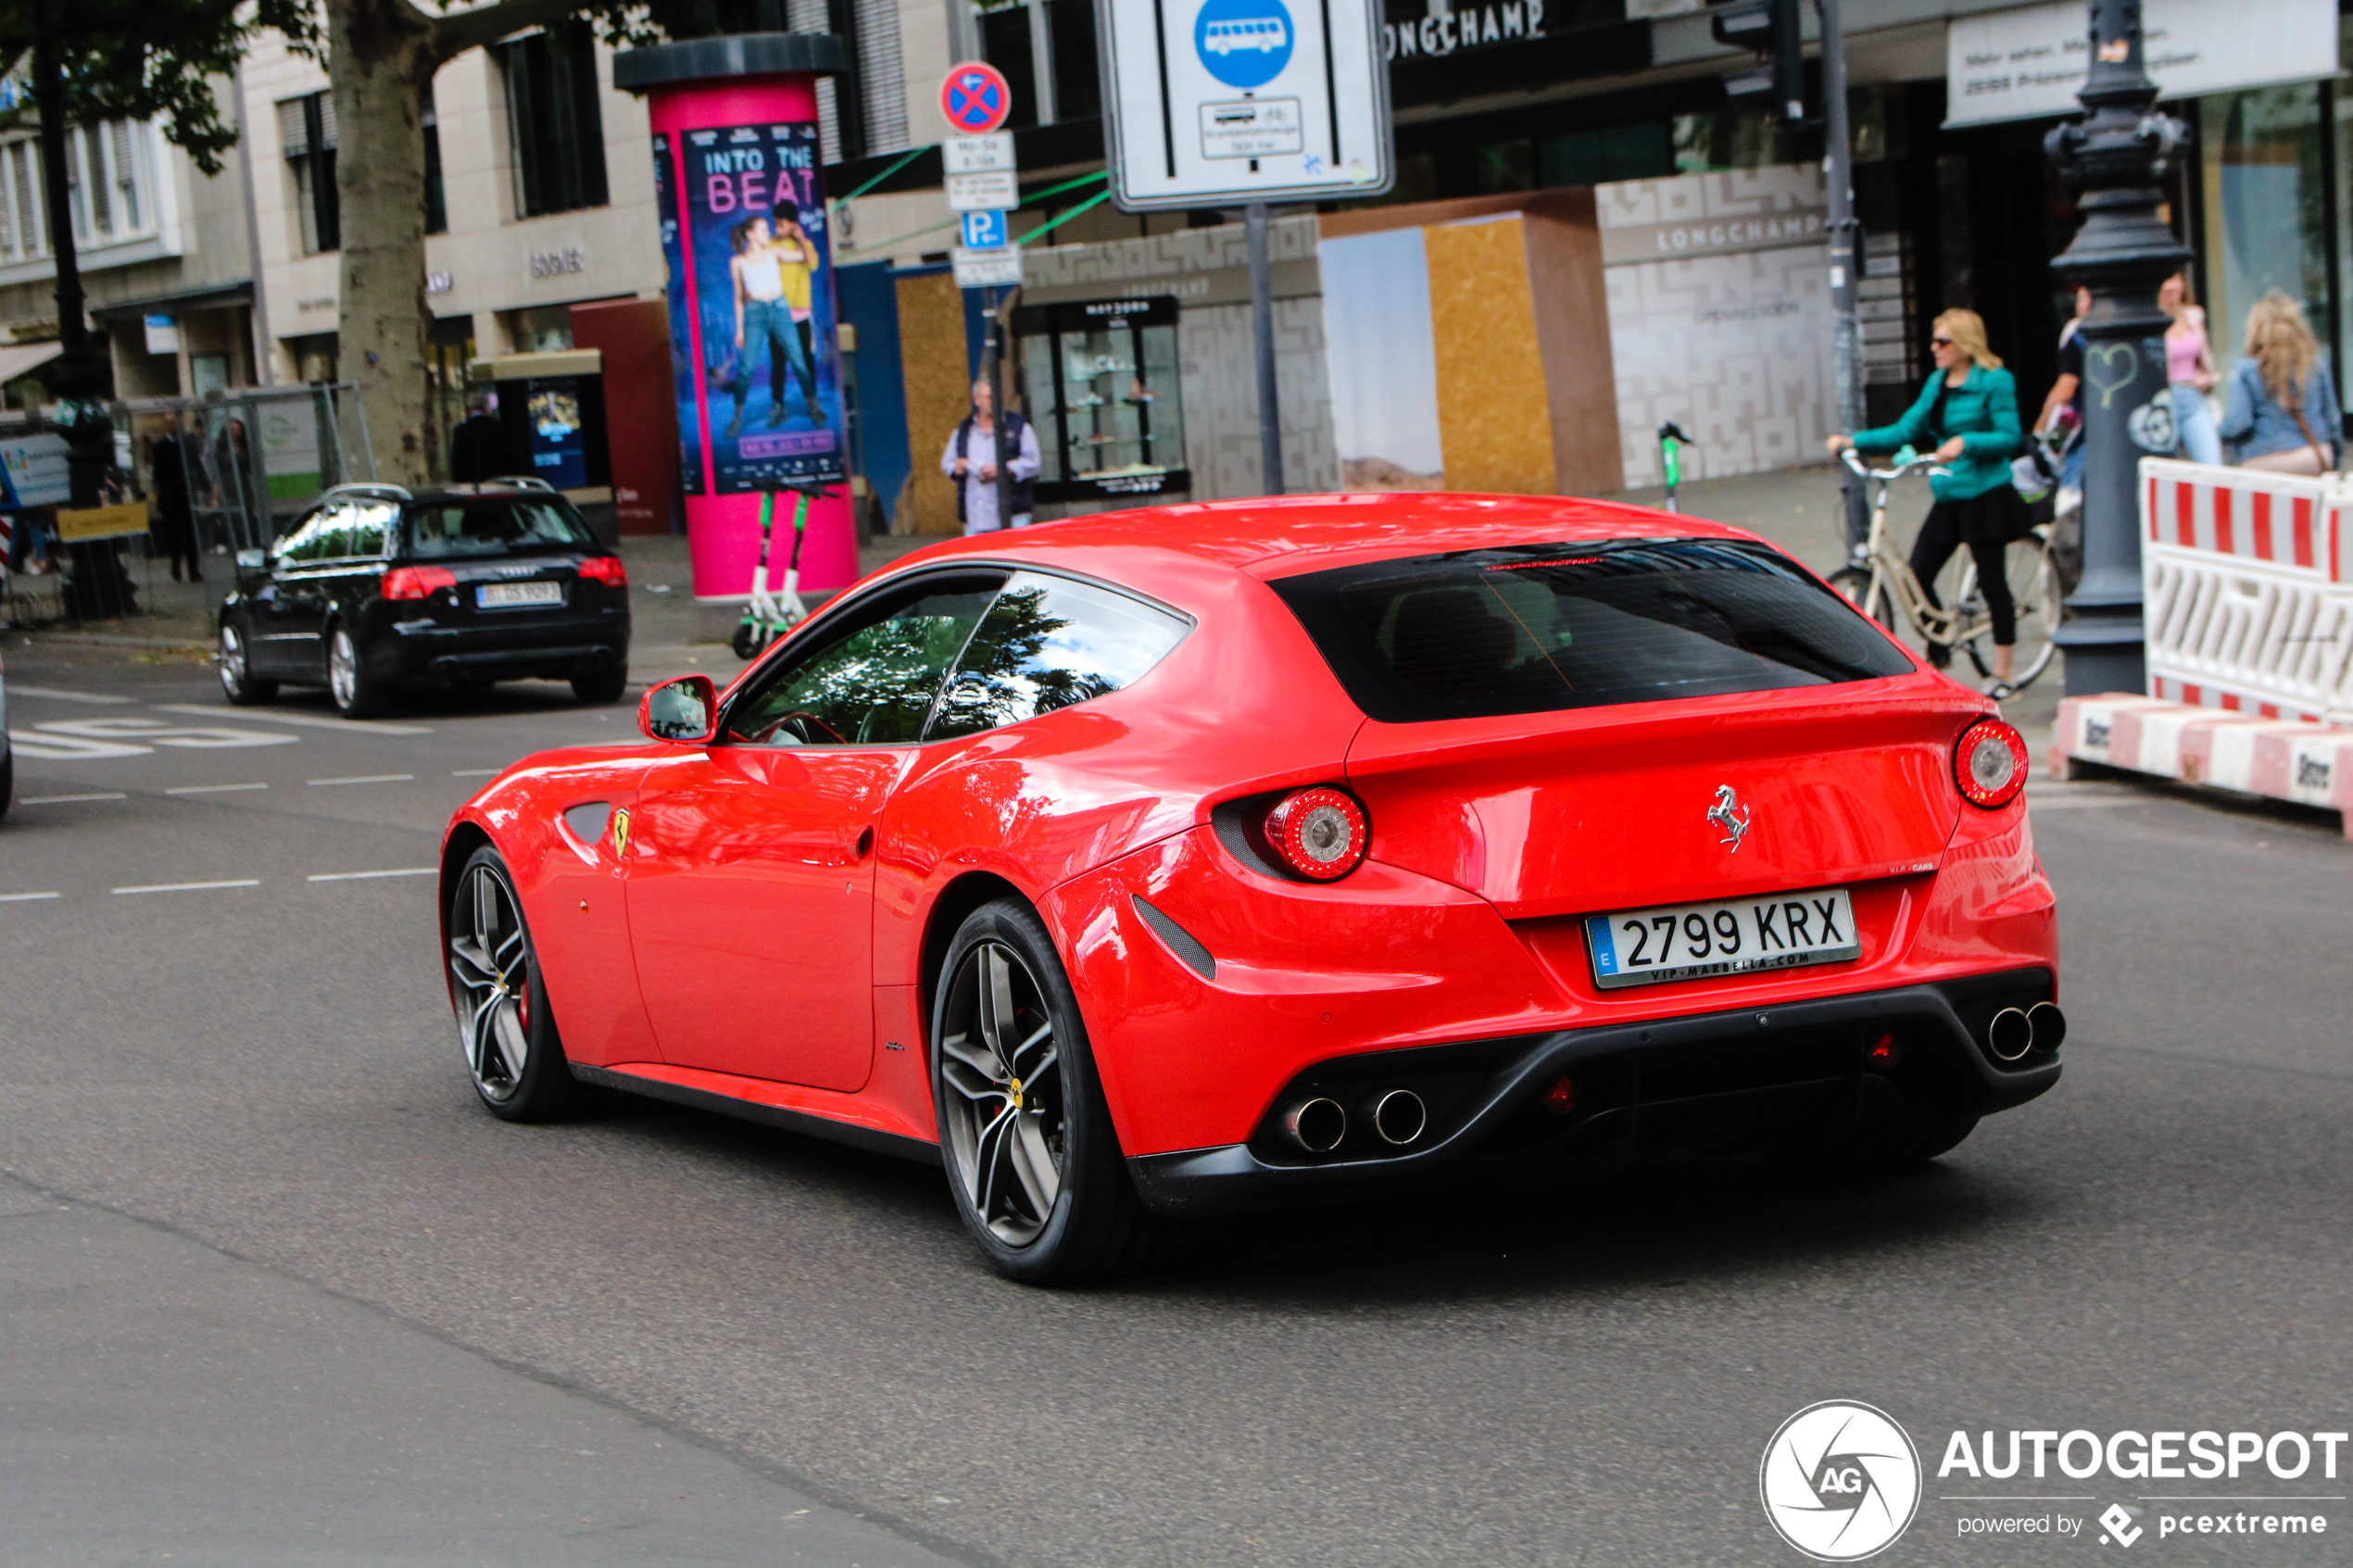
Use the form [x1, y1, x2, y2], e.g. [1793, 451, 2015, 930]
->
[440, 495, 2059, 1281]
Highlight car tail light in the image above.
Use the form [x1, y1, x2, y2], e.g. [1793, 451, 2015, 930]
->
[384, 565, 457, 600]
[1541, 1075, 1577, 1116]
[576, 555, 628, 587]
[1954, 716, 2029, 809]
[1263, 786, 1368, 881]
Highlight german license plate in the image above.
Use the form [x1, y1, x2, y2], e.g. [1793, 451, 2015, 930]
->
[1584, 888, 1859, 990]
[476, 581, 563, 608]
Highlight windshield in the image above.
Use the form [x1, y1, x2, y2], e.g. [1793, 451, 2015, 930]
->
[1268, 537, 1915, 722]
[406, 499, 598, 558]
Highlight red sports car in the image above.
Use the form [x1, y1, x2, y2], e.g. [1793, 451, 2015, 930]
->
[440, 495, 2060, 1281]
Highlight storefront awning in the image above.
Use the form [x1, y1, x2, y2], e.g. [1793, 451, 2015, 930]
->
[0, 342, 63, 387]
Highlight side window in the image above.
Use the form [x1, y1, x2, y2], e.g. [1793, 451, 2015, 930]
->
[346, 502, 395, 559]
[926, 571, 1191, 740]
[723, 575, 1005, 746]
[272, 507, 339, 564]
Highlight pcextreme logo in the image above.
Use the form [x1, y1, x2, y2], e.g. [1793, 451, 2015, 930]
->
[1760, 1400, 1923, 1561]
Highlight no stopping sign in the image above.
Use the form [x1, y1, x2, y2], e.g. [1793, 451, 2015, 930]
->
[940, 62, 1012, 134]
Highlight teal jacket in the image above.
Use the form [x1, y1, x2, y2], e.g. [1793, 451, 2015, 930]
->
[1851, 364, 2022, 502]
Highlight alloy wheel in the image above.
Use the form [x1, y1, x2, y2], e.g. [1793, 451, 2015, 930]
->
[938, 940, 1066, 1246]
[219, 624, 248, 696]
[328, 628, 359, 710]
[447, 860, 533, 1103]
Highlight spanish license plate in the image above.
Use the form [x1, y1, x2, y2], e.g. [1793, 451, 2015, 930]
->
[476, 581, 563, 608]
[1584, 888, 1859, 990]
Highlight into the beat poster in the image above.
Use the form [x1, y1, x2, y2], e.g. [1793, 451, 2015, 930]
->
[668, 120, 848, 494]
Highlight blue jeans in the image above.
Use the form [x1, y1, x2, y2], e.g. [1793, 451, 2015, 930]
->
[2171, 384, 2222, 466]
[741, 300, 814, 416]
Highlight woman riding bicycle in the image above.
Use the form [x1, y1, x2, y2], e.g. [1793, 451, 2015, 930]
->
[1827, 308, 2025, 694]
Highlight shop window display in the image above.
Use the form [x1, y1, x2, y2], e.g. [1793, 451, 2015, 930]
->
[1014, 296, 1189, 506]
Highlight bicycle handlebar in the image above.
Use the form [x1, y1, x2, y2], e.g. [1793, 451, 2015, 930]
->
[1839, 446, 1944, 481]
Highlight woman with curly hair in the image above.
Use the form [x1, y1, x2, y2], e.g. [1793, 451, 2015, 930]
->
[2220, 290, 2340, 474]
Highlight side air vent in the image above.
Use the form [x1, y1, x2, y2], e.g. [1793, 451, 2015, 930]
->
[1132, 895, 1216, 981]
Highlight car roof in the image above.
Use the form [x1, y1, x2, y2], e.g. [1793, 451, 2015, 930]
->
[879, 492, 1763, 584]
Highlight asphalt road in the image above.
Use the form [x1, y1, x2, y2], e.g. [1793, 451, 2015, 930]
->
[4, 646, 2350, 1567]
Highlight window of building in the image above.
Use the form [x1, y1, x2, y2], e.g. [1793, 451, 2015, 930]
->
[279, 93, 339, 255]
[0, 120, 161, 260]
[506, 305, 573, 353]
[0, 140, 43, 260]
[423, 84, 447, 235]
[500, 27, 610, 218]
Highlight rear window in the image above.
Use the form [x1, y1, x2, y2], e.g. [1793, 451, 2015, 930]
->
[406, 499, 597, 558]
[1267, 537, 1914, 722]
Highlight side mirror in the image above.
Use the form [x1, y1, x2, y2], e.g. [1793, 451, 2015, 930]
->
[639, 674, 716, 744]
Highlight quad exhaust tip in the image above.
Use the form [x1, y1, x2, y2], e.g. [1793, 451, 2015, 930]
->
[1283, 1098, 1347, 1153]
[1988, 1003, 2066, 1062]
[1369, 1087, 1428, 1147]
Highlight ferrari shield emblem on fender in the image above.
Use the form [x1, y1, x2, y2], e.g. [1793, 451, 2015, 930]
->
[610, 808, 632, 858]
[1706, 785, 1752, 852]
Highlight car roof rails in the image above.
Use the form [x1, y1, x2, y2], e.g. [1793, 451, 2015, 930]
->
[321, 482, 415, 502]
[479, 475, 558, 493]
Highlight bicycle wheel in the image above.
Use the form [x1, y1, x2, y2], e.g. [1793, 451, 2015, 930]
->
[1828, 565, 1898, 632]
[1959, 532, 2060, 689]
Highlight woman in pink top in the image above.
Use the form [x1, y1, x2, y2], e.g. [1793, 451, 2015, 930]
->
[2160, 270, 2222, 464]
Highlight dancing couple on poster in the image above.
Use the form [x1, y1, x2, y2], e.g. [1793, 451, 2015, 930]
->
[724, 212, 821, 437]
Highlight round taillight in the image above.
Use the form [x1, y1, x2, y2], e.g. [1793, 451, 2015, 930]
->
[1263, 786, 1368, 881]
[1954, 717, 2029, 809]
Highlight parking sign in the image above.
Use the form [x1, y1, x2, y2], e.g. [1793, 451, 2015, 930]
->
[940, 62, 1013, 135]
[961, 210, 1010, 249]
[1095, 0, 1390, 208]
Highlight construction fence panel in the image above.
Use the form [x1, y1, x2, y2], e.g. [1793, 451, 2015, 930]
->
[2137, 457, 2353, 725]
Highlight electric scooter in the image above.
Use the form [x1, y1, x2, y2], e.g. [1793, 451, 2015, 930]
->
[733, 482, 828, 659]
[1656, 421, 1692, 512]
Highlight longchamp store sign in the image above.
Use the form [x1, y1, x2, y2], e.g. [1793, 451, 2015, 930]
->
[1947, 0, 2339, 126]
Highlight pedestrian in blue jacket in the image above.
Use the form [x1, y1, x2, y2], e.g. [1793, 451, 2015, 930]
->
[1828, 307, 2026, 693]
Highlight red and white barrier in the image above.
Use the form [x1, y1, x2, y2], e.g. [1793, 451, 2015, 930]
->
[2054, 693, 2353, 838]
[2138, 458, 2353, 724]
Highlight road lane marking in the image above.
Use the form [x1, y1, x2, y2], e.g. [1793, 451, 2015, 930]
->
[111, 879, 261, 896]
[165, 782, 270, 795]
[308, 773, 415, 786]
[307, 868, 437, 882]
[451, 768, 502, 777]
[152, 704, 432, 734]
[19, 793, 128, 804]
[8, 684, 134, 704]
[0, 891, 62, 902]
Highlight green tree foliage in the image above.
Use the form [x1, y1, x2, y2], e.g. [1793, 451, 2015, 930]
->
[0, 0, 317, 173]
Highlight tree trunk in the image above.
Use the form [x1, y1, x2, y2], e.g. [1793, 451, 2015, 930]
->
[328, 0, 437, 486]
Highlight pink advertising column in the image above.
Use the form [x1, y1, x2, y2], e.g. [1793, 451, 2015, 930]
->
[614, 34, 855, 601]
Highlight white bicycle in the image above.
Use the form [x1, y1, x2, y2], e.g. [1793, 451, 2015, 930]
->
[1831, 448, 2064, 694]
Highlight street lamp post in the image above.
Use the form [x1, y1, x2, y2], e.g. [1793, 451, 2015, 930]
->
[2044, 0, 2191, 696]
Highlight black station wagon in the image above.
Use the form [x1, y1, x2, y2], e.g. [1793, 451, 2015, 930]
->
[218, 481, 631, 718]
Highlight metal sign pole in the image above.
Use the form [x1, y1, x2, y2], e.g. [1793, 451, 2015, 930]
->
[1818, 0, 1869, 559]
[1247, 202, 1284, 496]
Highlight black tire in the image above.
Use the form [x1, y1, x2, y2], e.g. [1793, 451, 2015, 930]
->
[326, 622, 385, 719]
[218, 618, 278, 706]
[930, 897, 1168, 1284]
[572, 664, 629, 704]
[446, 846, 581, 1122]
[731, 621, 767, 661]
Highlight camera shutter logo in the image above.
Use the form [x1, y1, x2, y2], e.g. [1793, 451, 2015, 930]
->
[1759, 1400, 1921, 1561]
